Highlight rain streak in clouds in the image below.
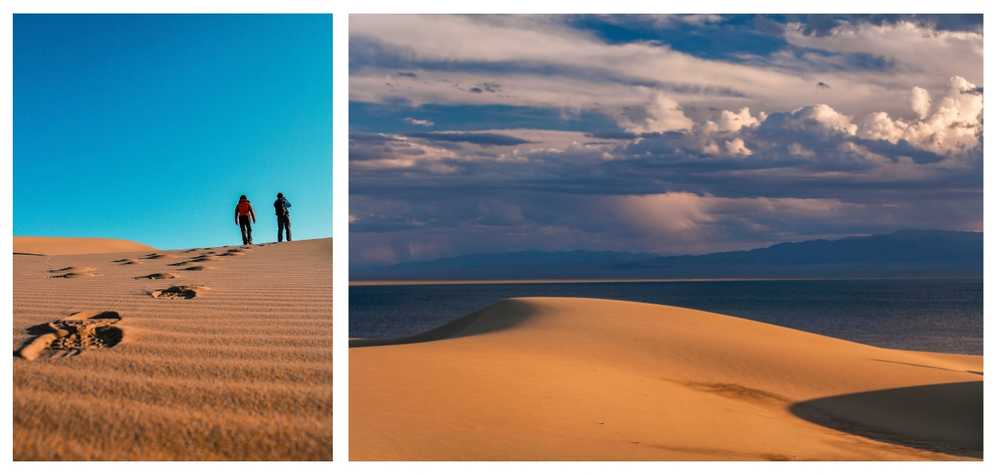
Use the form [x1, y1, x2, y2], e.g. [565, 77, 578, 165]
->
[349, 14, 982, 266]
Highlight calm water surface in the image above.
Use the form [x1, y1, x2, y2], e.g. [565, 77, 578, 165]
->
[349, 279, 983, 354]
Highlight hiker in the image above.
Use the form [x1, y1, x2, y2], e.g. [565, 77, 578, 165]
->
[234, 195, 256, 245]
[274, 192, 292, 242]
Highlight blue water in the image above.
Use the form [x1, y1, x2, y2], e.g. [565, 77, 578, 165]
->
[350, 279, 983, 354]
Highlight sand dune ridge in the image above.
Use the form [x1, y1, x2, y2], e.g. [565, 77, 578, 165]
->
[351, 297, 982, 460]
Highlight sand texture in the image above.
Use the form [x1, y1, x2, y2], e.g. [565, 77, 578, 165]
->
[13, 238, 332, 460]
[15, 236, 156, 256]
[350, 297, 982, 460]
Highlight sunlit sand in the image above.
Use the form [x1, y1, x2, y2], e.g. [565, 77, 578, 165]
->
[350, 297, 981, 460]
[13, 237, 332, 460]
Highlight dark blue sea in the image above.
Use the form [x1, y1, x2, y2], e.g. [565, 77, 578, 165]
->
[349, 278, 983, 354]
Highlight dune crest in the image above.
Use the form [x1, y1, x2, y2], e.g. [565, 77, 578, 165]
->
[350, 297, 982, 460]
[15, 236, 155, 256]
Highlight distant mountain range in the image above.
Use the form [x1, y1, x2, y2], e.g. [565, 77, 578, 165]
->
[352, 230, 983, 280]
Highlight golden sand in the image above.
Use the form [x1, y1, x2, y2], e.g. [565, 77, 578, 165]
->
[15, 236, 155, 256]
[350, 297, 981, 460]
[13, 238, 332, 460]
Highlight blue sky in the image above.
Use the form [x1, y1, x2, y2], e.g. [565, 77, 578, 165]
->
[15, 14, 331, 249]
[349, 14, 982, 267]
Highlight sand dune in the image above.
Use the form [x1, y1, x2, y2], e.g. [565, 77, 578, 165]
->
[13, 238, 332, 460]
[14, 236, 155, 256]
[350, 297, 982, 460]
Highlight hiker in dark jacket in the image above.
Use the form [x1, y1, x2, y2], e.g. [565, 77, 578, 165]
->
[234, 195, 256, 245]
[274, 192, 292, 242]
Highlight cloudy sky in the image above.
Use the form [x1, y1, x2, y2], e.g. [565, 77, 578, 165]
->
[349, 14, 982, 267]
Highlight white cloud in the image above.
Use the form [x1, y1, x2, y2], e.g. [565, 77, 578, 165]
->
[785, 20, 982, 87]
[859, 76, 982, 155]
[404, 117, 434, 127]
[352, 17, 981, 169]
[910, 86, 931, 120]
[630, 14, 725, 28]
[351, 134, 458, 173]
[680, 107, 765, 157]
[619, 93, 694, 134]
[352, 15, 980, 123]
[350, 70, 670, 112]
[717, 107, 767, 133]
[477, 129, 625, 157]
[724, 137, 752, 156]
[678, 14, 723, 26]
[786, 104, 859, 135]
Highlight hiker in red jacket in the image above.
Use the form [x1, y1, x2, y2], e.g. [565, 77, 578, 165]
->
[234, 195, 256, 245]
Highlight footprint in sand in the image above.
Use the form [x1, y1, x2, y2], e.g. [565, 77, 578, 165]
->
[48, 266, 98, 278]
[219, 249, 246, 257]
[50, 272, 97, 279]
[183, 247, 222, 254]
[149, 285, 206, 300]
[113, 258, 140, 265]
[167, 256, 213, 266]
[134, 272, 177, 280]
[140, 252, 174, 260]
[15, 311, 124, 361]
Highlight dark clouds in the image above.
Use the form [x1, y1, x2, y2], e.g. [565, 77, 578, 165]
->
[351, 126, 980, 202]
[407, 131, 532, 146]
[349, 15, 983, 266]
[351, 107, 982, 263]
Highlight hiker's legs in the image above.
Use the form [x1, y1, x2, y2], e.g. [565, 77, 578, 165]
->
[239, 216, 252, 245]
[281, 216, 291, 241]
[277, 216, 285, 242]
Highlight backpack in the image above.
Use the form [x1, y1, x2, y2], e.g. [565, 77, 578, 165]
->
[237, 200, 252, 216]
[275, 198, 290, 216]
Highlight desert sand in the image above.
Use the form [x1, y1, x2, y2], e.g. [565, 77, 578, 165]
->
[14, 236, 155, 256]
[13, 237, 332, 460]
[350, 297, 982, 461]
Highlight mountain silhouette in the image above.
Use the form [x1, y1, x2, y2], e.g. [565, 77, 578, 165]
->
[352, 230, 982, 280]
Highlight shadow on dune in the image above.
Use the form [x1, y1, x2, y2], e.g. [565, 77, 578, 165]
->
[350, 299, 535, 348]
[871, 358, 982, 376]
[789, 381, 982, 458]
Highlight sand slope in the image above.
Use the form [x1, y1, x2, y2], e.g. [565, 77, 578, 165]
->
[13, 238, 332, 460]
[14, 236, 156, 256]
[350, 297, 982, 460]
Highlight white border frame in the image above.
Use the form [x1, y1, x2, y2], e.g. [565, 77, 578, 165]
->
[1, 1, 995, 473]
